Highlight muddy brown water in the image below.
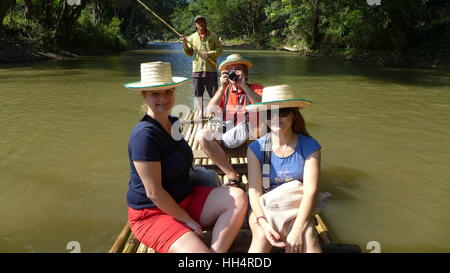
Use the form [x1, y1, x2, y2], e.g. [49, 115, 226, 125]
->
[0, 42, 449, 252]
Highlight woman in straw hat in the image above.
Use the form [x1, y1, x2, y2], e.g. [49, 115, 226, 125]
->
[124, 61, 247, 253]
[245, 85, 323, 253]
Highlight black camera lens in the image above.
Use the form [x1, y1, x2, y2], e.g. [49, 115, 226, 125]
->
[227, 70, 237, 81]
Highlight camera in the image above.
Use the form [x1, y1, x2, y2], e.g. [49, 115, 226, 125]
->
[225, 70, 238, 81]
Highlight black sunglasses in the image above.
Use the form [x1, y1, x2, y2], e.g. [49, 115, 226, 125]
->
[264, 108, 293, 120]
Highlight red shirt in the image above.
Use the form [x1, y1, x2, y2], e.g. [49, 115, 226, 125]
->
[219, 83, 264, 127]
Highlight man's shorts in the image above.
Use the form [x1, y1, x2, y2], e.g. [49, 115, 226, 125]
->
[128, 186, 214, 253]
[192, 74, 218, 98]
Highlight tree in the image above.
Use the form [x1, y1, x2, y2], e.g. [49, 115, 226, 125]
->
[0, 0, 16, 29]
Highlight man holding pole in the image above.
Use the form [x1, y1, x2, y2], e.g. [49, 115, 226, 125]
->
[180, 16, 222, 117]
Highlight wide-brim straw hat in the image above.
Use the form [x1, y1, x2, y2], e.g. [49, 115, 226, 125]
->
[123, 61, 189, 90]
[218, 54, 253, 72]
[246, 85, 312, 111]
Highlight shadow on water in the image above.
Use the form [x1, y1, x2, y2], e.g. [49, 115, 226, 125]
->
[0, 70, 86, 80]
[320, 166, 368, 201]
[246, 53, 450, 88]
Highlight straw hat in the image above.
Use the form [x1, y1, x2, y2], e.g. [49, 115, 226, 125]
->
[218, 54, 254, 72]
[246, 85, 312, 111]
[123, 61, 189, 90]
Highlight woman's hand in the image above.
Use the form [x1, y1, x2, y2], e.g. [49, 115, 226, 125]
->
[179, 34, 187, 43]
[285, 228, 304, 253]
[182, 218, 203, 237]
[260, 221, 286, 248]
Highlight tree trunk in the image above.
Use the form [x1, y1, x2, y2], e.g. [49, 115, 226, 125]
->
[23, 0, 33, 20]
[126, 5, 136, 36]
[8, 0, 16, 27]
[0, 0, 15, 29]
[310, 0, 320, 50]
[44, 0, 54, 31]
[55, 0, 87, 47]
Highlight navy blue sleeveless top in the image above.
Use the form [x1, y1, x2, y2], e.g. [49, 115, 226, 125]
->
[126, 115, 193, 209]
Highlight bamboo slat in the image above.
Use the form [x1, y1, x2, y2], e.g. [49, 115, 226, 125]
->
[314, 214, 332, 244]
[136, 243, 148, 253]
[122, 233, 140, 253]
[109, 223, 131, 253]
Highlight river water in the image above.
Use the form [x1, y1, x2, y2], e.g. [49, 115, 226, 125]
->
[0, 42, 449, 252]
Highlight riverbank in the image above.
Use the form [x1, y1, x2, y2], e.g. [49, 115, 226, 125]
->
[223, 40, 450, 70]
[0, 36, 79, 63]
[2, 37, 448, 70]
[0, 35, 128, 64]
[281, 46, 450, 70]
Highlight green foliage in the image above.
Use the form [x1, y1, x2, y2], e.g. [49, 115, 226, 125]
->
[71, 10, 127, 52]
[0, 0, 185, 52]
[1, 0, 448, 59]
[106, 17, 122, 36]
[172, 0, 269, 42]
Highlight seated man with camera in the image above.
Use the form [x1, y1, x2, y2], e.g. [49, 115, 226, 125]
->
[197, 54, 263, 188]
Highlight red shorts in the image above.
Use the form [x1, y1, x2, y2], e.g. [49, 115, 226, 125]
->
[128, 186, 214, 253]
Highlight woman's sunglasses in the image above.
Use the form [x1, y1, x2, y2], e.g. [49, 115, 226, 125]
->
[264, 108, 293, 120]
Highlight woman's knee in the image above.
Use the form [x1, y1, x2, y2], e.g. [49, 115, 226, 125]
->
[304, 222, 321, 250]
[168, 231, 210, 253]
[196, 128, 214, 143]
[249, 225, 271, 252]
[228, 187, 248, 210]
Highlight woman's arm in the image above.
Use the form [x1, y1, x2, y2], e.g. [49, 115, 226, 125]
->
[285, 149, 321, 252]
[247, 148, 265, 221]
[133, 160, 202, 235]
[247, 148, 286, 248]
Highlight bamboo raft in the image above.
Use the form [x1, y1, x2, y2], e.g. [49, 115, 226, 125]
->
[109, 111, 361, 253]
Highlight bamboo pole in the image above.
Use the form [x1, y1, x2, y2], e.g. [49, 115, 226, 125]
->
[122, 234, 140, 253]
[314, 214, 332, 244]
[109, 223, 131, 253]
[136, 243, 148, 253]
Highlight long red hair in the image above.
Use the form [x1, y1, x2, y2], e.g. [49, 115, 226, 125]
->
[291, 108, 310, 136]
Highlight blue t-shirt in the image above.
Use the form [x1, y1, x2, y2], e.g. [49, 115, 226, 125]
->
[127, 114, 193, 210]
[248, 134, 321, 191]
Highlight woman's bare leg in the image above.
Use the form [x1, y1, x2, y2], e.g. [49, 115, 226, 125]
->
[199, 187, 247, 253]
[168, 231, 210, 253]
[303, 220, 322, 253]
[248, 211, 272, 253]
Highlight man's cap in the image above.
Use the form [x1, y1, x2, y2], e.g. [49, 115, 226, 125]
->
[193, 15, 206, 23]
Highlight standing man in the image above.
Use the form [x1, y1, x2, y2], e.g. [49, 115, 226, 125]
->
[180, 15, 223, 117]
